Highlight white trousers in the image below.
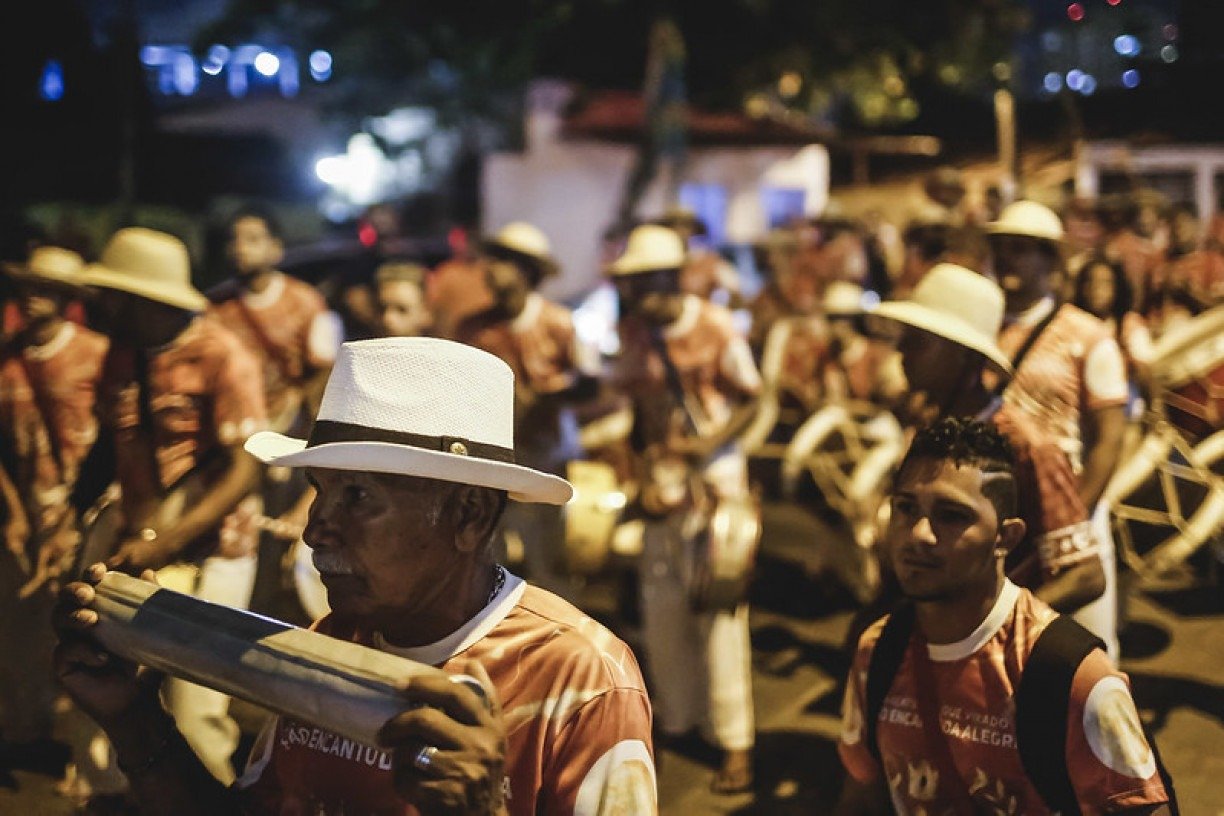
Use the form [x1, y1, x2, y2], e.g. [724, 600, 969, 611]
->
[639, 516, 755, 751]
[1071, 502, 1120, 662]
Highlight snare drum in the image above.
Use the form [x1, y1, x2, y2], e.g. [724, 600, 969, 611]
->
[1150, 304, 1224, 440]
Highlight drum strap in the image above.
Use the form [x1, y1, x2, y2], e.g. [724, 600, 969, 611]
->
[996, 303, 1061, 397]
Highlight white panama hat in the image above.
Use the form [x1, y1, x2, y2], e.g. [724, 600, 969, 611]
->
[607, 224, 687, 276]
[986, 200, 1066, 243]
[245, 337, 574, 504]
[868, 263, 1013, 378]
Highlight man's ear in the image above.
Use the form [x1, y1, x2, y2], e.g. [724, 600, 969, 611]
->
[996, 517, 1027, 556]
[452, 486, 504, 554]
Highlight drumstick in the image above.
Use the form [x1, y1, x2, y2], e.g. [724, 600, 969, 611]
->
[87, 571, 488, 746]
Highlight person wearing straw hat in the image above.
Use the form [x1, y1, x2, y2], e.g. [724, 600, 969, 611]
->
[865, 263, 1109, 644]
[654, 207, 742, 307]
[988, 200, 1129, 509]
[68, 227, 269, 796]
[0, 246, 106, 781]
[989, 201, 1127, 661]
[607, 223, 760, 794]
[54, 337, 657, 816]
[457, 222, 596, 600]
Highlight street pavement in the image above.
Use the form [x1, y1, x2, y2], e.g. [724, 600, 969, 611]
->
[3, 502, 1221, 814]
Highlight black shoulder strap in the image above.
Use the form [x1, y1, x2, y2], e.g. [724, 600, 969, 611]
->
[865, 601, 916, 763]
[995, 301, 1061, 397]
[1016, 615, 1103, 814]
[1017, 616, 1179, 815]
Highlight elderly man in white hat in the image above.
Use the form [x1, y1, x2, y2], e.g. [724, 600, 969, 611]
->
[54, 337, 657, 815]
[65, 227, 269, 799]
[0, 246, 107, 779]
[606, 223, 761, 793]
[456, 222, 597, 600]
[864, 263, 1111, 652]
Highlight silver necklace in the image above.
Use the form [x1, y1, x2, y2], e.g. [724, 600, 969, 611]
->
[486, 565, 505, 606]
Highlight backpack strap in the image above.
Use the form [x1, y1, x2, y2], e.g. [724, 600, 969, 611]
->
[864, 600, 916, 764]
[1016, 615, 1178, 814]
[1016, 615, 1102, 814]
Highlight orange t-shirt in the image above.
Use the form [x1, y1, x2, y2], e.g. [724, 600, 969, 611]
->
[0, 322, 108, 536]
[454, 294, 586, 469]
[96, 316, 267, 555]
[238, 577, 657, 816]
[997, 301, 1128, 474]
[209, 273, 340, 426]
[839, 582, 1169, 814]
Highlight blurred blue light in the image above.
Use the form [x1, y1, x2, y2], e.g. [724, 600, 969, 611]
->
[1122, 69, 1140, 88]
[1114, 34, 1141, 57]
[1043, 72, 1063, 93]
[1041, 31, 1063, 52]
[1066, 69, 1085, 91]
[308, 50, 332, 81]
[139, 45, 168, 66]
[202, 44, 229, 75]
[39, 60, 64, 101]
[254, 51, 280, 77]
[1079, 75, 1097, 95]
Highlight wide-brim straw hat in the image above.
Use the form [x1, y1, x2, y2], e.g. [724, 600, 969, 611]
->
[79, 227, 208, 311]
[2, 246, 86, 291]
[986, 200, 1066, 244]
[480, 222, 559, 278]
[245, 337, 574, 505]
[868, 263, 1013, 378]
[607, 224, 686, 276]
[78, 227, 208, 312]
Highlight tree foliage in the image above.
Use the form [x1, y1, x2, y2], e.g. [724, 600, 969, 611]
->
[202, 0, 1029, 131]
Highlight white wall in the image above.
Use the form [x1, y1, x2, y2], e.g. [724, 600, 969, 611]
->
[482, 102, 830, 303]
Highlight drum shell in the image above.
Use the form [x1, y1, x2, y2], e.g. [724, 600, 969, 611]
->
[683, 496, 762, 613]
[1150, 305, 1224, 440]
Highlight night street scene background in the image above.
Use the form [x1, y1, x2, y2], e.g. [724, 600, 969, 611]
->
[2, 0, 1223, 813]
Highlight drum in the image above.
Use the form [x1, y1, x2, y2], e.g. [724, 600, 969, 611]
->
[563, 460, 627, 577]
[683, 494, 762, 613]
[1149, 304, 1224, 440]
[1102, 423, 1224, 582]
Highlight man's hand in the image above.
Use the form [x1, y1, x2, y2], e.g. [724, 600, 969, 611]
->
[52, 563, 165, 730]
[378, 660, 508, 816]
[108, 535, 175, 575]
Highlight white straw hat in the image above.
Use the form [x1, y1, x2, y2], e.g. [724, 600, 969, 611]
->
[986, 200, 1066, 243]
[482, 222, 559, 277]
[78, 227, 208, 312]
[607, 224, 686, 276]
[245, 337, 574, 504]
[868, 263, 1013, 377]
[3, 246, 86, 290]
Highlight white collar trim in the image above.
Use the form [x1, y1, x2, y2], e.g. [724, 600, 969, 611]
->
[23, 322, 75, 361]
[240, 271, 286, 309]
[926, 579, 1020, 662]
[373, 571, 525, 666]
[1013, 295, 1056, 328]
[663, 295, 701, 339]
[511, 293, 543, 333]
